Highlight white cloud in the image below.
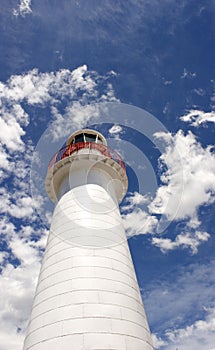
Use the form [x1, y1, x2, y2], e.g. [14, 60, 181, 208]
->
[47, 102, 101, 141]
[13, 0, 32, 17]
[0, 178, 42, 220]
[122, 192, 158, 237]
[0, 145, 10, 172]
[181, 68, 196, 79]
[121, 138, 213, 252]
[69, 64, 96, 92]
[149, 130, 215, 226]
[144, 260, 215, 349]
[0, 220, 48, 350]
[109, 124, 122, 134]
[152, 333, 167, 349]
[108, 124, 123, 141]
[123, 208, 158, 237]
[162, 79, 172, 86]
[152, 230, 210, 254]
[163, 308, 215, 350]
[0, 66, 114, 107]
[123, 191, 149, 210]
[180, 109, 215, 126]
[0, 251, 9, 264]
[0, 105, 28, 152]
[0, 261, 39, 350]
[0, 65, 118, 238]
[0, 66, 117, 148]
[0, 64, 117, 180]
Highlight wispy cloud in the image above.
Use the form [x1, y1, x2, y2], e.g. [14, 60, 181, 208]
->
[164, 308, 215, 350]
[181, 68, 196, 79]
[145, 259, 215, 349]
[152, 333, 167, 349]
[152, 308, 215, 350]
[13, 0, 32, 17]
[180, 109, 215, 126]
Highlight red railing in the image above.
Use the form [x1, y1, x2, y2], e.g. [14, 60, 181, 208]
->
[48, 142, 126, 172]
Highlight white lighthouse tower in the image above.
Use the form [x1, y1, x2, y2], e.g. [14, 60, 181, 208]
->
[23, 129, 154, 350]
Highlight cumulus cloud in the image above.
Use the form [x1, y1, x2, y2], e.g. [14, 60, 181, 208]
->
[123, 191, 149, 210]
[0, 105, 28, 152]
[122, 192, 158, 237]
[0, 216, 48, 349]
[180, 109, 215, 126]
[0, 217, 48, 349]
[123, 208, 158, 237]
[0, 189, 39, 219]
[152, 230, 210, 254]
[121, 130, 214, 253]
[0, 66, 117, 146]
[0, 65, 117, 168]
[149, 130, 215, 227]
[0, 145, 10, 172]
[0, 66, 96, 106]
[0, 255, 41, 350]
[151, 333, 167, 349]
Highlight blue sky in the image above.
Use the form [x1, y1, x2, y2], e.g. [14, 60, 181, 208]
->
[0, 1, 215, 349]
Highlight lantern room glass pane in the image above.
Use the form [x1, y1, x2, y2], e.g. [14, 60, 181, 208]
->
[74, 134, 84, 143]
[84, 133, 97, 142]
[97, 136, 103, 144]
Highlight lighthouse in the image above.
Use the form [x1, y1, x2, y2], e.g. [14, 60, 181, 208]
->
[23, 129, 154, 350]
